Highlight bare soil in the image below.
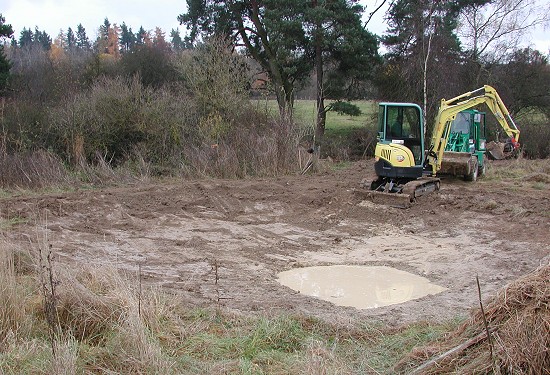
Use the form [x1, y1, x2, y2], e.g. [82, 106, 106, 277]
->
[2, 160, 549, 326]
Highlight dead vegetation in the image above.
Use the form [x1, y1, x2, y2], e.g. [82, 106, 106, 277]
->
[0, 238, 455, 374]
[396, 263, 550, 374]
[0, 150, 68, 189]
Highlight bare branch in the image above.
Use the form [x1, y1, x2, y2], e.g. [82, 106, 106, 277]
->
[459, 0, 550, 62]
[364, 0, 394, 28]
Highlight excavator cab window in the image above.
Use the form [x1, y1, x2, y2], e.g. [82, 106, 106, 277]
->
[382, 105, 423, 164]
[385, 106, 421, 139]
[475, 113, 486, 140]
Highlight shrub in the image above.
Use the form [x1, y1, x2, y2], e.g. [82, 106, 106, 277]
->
[516, 117, 550, 159]
[48, 76, 150, 165]
[183, 109, 300, 178]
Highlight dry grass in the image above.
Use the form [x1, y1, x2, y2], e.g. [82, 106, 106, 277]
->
[0, 218, 483, 374]
[0, 241, 34, 351]
[484, 157, 550, 182]
[395, 263, 550, 374]
[183, 115, 301, 179]
[0, 242, 450, 374]
[0, 150, 69, 189]
[52, 264, 179, 373]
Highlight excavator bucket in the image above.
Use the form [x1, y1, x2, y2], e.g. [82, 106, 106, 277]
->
[486, 141, 506, 160]
[439, 151, 474, 176]
[355, 189, 414, 208]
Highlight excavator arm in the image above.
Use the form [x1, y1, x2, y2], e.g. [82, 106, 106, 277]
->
[427, 85, 520, 175]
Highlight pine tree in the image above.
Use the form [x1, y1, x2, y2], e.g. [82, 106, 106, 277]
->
[18, 26, 51, 49]
[179, 0, 379, 135]
[19, 27, 34, 47]
[66, 27, 76, 49]
[75, 23, 91, 50]
[135, 26, 146, 46]
[119, 22, 135, 53]
[170, 28, 185, 51]
[0, 14, 14, 92]
[34, 27, 52, 49]
[96, 18, 111, 53]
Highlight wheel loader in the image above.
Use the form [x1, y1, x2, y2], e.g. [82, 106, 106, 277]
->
[362, 85, 520, 208]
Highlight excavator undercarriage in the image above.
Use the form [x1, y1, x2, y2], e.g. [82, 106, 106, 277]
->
[358, 176, 440, 209]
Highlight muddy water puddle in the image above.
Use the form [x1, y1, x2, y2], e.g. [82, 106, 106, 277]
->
[278, 265, 446, 309]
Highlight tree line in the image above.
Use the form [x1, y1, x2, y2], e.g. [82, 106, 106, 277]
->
[13, 19, 187, 54]
[0, 0, 549, 186]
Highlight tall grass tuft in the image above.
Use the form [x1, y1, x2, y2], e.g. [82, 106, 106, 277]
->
[0, 243, 28, 349]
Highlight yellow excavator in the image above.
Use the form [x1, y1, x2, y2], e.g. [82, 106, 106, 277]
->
[364, 85, 520, 207]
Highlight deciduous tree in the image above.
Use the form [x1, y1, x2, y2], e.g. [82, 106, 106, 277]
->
[178, 0, 314, 119]
[458, 0, 550, 84]
[458, 0, 550, 64]
[153, 27, 170, 52]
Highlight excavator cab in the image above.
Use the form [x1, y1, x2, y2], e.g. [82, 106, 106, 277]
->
[374, 103, 425, 180]
[367, 103, 440, 207]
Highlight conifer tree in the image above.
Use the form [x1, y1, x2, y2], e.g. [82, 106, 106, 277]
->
[75, 23, 91, 50]
[0, 14, 13, 92]
[66, 27, 76, 49]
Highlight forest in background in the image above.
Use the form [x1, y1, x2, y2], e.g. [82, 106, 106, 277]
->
[0, 0, 549, 189]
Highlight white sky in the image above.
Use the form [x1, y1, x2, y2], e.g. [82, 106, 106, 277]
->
[2, 0, 548, 53]
[2, 0, 186, 39]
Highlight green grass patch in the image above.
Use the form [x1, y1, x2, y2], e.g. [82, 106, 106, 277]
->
[252, 99, 378, 133]
[293, 100, 377, 135]
[0, 216, 28, 230]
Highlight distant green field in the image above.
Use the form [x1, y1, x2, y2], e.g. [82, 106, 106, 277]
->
[251, 99, 379, 135]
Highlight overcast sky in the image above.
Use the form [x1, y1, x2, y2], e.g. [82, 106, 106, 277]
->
[3, 0, 389, 40]
[3, 0, 187, 39]
[2, 0, 548, 53]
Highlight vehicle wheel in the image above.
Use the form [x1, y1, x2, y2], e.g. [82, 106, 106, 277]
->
[465, 158, 478, 182]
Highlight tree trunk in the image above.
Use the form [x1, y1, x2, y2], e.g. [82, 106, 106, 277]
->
[314, 42, 325, 150]
[313, 0, 325, 154]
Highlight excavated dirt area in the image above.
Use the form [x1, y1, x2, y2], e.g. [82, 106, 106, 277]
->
[2, 159, 549, 326]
